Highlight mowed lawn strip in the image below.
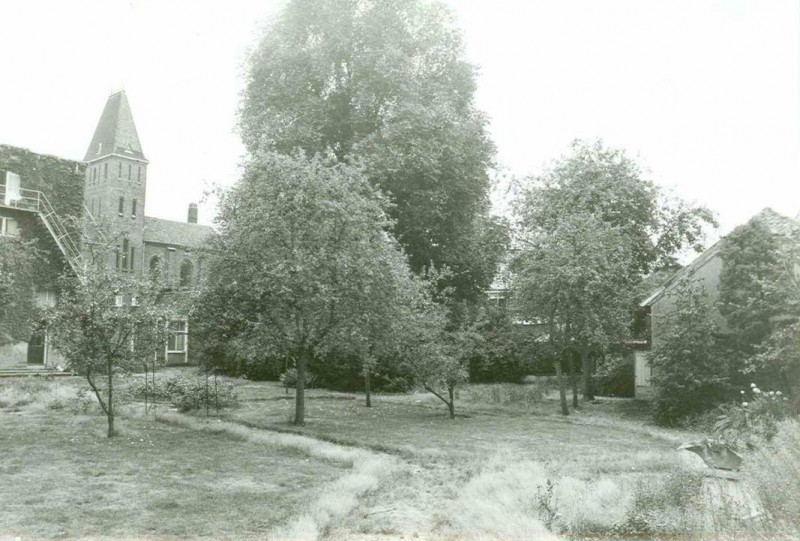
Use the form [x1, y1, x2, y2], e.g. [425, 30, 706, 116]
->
[0, 411, 346, 539]
[226, 382, 692, 476]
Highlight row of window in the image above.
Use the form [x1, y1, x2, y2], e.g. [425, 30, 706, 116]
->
[87, 162, 144, 186]
[115, 239, 135, 272]
[87, 196, 138, 219]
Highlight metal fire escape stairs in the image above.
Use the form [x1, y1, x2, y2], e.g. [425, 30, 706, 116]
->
[0, 182, 85, 274]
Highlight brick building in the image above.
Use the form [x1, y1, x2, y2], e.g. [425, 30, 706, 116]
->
[0, 91, 212, 370]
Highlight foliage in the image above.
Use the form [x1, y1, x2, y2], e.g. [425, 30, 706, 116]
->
[744, 321, 800, 401]
[713, 383, 791, 448]
[279, 368, 316, 389]
[0, 236, 43, 346]
[512, 140, 715, 409]
[197, 150, 418, 424]
[594, 353, 634, 398]
[745, 419, 800, 537]
[467, 305, 532, 383]
[45, 228, 176, 437]
[124, 374, 238, 412]
[239, 0, 505, 302]
[649, 279, 733, 424]
[718, 217, 800, 351]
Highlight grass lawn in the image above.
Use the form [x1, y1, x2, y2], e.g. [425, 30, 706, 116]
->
[0, 375, 779, 540]
[0, 388, 346, 539]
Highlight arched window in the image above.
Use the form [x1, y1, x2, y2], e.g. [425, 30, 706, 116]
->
[179, 259, 194, 288]
[149, 256, 163, 282]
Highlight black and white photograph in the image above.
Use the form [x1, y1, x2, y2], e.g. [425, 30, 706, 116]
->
[1, 1, 799, 539]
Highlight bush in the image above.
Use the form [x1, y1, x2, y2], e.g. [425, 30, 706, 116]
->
[279, 368, 316, 389]
[124, 375, 238, 412]
[463, 383, 546, 408]
[713, 383, 791, 448]
[595, 354, 634, 397]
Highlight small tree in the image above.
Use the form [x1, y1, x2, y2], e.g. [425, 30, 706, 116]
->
[47, 237, 174, 437]
[649, 278, 733, 424]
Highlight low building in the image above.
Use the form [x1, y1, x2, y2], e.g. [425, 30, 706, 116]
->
[634, 208, 799, 398]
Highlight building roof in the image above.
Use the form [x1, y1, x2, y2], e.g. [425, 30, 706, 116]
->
[84, 91, 146, 162]
[640, 207, 798, 308]
[143, 217, 213, 248]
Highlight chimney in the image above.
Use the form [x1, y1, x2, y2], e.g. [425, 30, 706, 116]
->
[188, 203, 198, 224]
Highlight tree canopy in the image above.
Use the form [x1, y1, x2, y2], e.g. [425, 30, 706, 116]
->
[240, 0, 505, 302]
[512, 140, 716, 406]
[196, 150, 421, 424]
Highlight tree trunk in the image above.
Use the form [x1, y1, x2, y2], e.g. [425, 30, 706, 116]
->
[107, 362, 115, 438]
[567, 350, 579, 408]
[364, 369, 372, 408]
[294, 349, 308, 426]
[447, 385, 455, 419]
[581, 343, 594, 401]
[554, 359, 569, 416]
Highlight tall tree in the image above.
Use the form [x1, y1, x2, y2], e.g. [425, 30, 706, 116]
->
[197, 150, 418, 425]
[240, 0, 503, 302]
[513, 140, 716, 407]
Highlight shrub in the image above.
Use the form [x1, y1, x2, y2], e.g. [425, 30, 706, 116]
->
[714, 383, 791, 448]
[650, 279, 735, 425]
[463, 383, 546, 409]
[595, 354, 634, 397]
[279, 368, 317, 389]
[124, 374, 238, 412]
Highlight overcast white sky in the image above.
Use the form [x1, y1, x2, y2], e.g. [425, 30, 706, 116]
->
[0, 0, 798, 241]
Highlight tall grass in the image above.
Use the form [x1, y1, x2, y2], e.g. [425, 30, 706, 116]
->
[745, 419, 800, 537]
[462, 383, 547, 409]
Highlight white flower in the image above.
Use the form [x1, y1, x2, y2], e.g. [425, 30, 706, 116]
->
[751, 383, 757, 388]
[777, 391, 782, 396]
[769, 391, 775, 396]
[742, 402, 749, 407]
[753, 388, 761, 394]
[740, 390, 745, 395]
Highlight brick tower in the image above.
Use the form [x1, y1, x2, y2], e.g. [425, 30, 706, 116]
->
[83, 91, 148, 275]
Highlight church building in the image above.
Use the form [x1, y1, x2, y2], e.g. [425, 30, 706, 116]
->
[0, 91, 212, 371]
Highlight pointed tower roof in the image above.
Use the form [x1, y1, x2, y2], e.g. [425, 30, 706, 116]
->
[84, 91, 147, 162]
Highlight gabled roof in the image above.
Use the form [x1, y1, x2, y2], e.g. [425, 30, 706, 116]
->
[640, 207, 798, 308]
[84, 91, 146, 162]
[143, 217, 213, 248]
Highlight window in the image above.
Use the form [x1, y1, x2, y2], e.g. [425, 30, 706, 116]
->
[131, 199, 137, 218]
[128, 164, 132, 180]
[118, 196, 124, 217]
[122, 239, 129, 270]
[118, 162, 122, 179]
[130, 247, 135, 271]
[179, 259, 194, 287]
[104, 163, 108, 179]
[149, 256, 163, 282]
[137, 167, 141, 183]
[167, 319, 188, 353]
[115, 247, 120, 269]
[0, 217, 20, 237]
[90, 198, 94, 216]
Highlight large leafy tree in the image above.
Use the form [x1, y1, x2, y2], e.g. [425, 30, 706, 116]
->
[197, 150, 419, 425]
[718, 218, 800, 350]
[513, 140, 716, 407]
[718, 216, 800, 393]
[240, 0, 504, 302]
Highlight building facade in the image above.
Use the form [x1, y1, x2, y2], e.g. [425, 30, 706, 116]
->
[0, 91, 212, 370]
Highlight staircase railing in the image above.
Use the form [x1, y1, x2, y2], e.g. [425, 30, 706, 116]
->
[0, 182, 84, 273]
